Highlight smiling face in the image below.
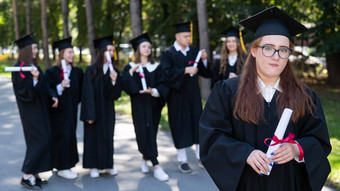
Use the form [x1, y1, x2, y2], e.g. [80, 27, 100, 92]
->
[31, 44, 38, 59]
[138, 41, 151, 58]
[63, 48, 74, 63]
[251, 35, 291, 84]
[226, 36, 237, 53]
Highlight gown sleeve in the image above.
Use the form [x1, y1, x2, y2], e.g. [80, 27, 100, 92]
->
[80, 67, 96, 122]
[293, 89, 331, 191]
[199, 80, 255, 191]
[105, 68, 122, 100]
[160, 49, 185, 90]
[121, 65, 140, 96]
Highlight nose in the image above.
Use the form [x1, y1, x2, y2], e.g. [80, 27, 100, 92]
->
[272, 50, 280, 60]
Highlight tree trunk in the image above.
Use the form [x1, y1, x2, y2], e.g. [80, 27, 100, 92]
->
[129, 0, 142, 37]
[26, 0, 31, 34]
[12, 0, 19, 39]
[84, 0, 96, 63]
[79, 46, 83, 63]
[196, 0, 211, 100]
[40, 0, 50, 68]
[61, 0, 70, 38]
[326, 52, 340, 85]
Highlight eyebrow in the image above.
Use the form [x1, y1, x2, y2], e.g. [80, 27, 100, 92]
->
[262, 43, 290, 48]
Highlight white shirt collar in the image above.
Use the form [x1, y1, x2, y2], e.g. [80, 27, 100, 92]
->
[257, 77, 282, 102]
[257, 76, 282, 92]
[228, 54, 238, 66]
[129, 61, 159, 73]
[174, 41, 190, 56]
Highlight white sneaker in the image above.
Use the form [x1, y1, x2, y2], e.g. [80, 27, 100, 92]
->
[90, 168, 99, 178]
[57, 169, 78, 179]
[105, 168, 118, 176]
[141, 161, 150, 173]
[154, 167, 169, 181]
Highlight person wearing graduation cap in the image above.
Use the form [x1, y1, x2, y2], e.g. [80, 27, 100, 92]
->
[161, 21, 210, 173]
[80, 34, 122, 178]
[12, 33, 58, 190]
[199, 6, 331, 191]
[121, 33, 169, 181]
[211, 26, 246, 89]
[45, 37, 84, 179]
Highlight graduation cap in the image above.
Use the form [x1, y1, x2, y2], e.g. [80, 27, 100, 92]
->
[93, 35, 113, 50]
[239, 6, 308, 40]
[221, 26, 240, 38]
[14, 33, 37, 49]
[129, 33, 151, 51]
[52, 37, 73, 51]
[172, 21, 191, 34]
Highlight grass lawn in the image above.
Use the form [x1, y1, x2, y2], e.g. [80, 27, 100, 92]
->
[1, 59, 339, 189]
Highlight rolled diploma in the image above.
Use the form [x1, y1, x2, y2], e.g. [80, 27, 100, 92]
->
[61, 59, 70, 87]
[105, 51, 114, 72]
[190, 50, 202, 77]
[5, 66, 36, 72]
[263, 108, 293, 175]
[139, 65, 147, 91]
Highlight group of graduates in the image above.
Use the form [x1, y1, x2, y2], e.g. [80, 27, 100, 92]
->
[11, 6, 331, 191]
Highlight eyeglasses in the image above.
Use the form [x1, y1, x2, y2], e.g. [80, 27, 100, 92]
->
[257, 45, 292, 59]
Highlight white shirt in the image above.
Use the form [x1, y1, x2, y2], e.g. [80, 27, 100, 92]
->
[56, 65, 72, 95]
[228, 54, 237, 67]
[173, 41, 208, 68]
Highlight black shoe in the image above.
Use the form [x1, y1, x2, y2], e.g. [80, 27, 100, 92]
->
[178, 162, 192, 173]
[21, 177, 41, 190]
[35, 175, 48, 184]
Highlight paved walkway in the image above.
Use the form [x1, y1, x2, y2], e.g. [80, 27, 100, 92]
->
[0, 75, 336, 191]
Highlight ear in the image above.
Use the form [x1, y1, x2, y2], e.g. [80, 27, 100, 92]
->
[250, 47, 257, 58]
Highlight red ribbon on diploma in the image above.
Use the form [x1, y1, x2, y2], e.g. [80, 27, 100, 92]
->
[59, 68, 65, 80]
[19, 61, 26, 79]
[188, 61, 197, 65]
[139, 73, 145, 78]
[264, 132, 304, 161]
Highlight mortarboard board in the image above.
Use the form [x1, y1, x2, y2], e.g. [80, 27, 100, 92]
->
[129, 33, 151, 51]
[221, 26, 240, 38]
[93, 35, 114, 50]
[172, 22, 191, 34]
[52, 37, 73, 51]
[239, 6, 308, 40]
[14, 33, 37, 49]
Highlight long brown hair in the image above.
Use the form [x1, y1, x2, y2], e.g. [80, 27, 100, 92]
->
[17, 44, 38, 66]
[56, 49, 74, 68]
[219, 39, 245, 75]
[134, 43, 155, 64]
[233, 37, 315, 124]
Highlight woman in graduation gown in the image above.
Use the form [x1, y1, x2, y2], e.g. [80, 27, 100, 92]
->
[199, 7, 331, 191]
[80, 35, 122, 178]
[122, 33, 169, 181]
[211, 26, 246, 89]
[45, 37, 83, 179]
[12, 33, 58, 190]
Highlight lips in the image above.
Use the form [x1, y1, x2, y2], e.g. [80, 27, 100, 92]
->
[269, 63, 279, 67]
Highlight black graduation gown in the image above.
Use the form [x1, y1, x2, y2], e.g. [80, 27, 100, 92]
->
[121, 62, 168, 164]
[210, 57, 244, 89]
[11, 61, 55, 174]
[80, 64, 122, 169]
[199, 77, 331, 191]
[161, 45, 210, 149]
[45, 66, 83, 170]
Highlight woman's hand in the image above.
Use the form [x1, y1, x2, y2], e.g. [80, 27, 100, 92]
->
[30, 68, 39, 80]
[110, 70, 117, 81]
[51, 97, 58, 108]
[87, 120, 94, 124]
[129, 64, 140, 74]
[271, 143, 300, 164]
[61, 79, 70, 88]
[139, 87, 153, 94]
[246, 150, 271, 175]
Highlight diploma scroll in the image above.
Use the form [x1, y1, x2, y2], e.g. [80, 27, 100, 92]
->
[61, 59, 70, 88]
[5, 66, 37, 72]
[263, 108, 293, 176]
[105, 51, 114, 72]
[190, 50, 202, 77]
[138, 65, 148, 91]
